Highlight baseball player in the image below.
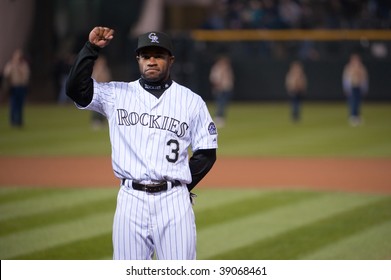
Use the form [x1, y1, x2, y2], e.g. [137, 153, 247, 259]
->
[66, 27, 218, 260]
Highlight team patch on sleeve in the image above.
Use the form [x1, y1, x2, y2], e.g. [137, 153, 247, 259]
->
[208, 122, 217, 135]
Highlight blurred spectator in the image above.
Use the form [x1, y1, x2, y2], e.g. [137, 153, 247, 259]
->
[227, 0, 246, 29]
[262, 0, 282, 29]
[285, 60, 307, 122]
[374, 0, 391, 28]
[202, 2, 226, 30]
[241, 0, 264, 29]
[209, 54, 234, 128]
[91, 55, 111, 130]
[2, 49, 30, 128]
[278, 0, 302, 28]
[200, 0, 391, 31]
[342, 52, 369, 126]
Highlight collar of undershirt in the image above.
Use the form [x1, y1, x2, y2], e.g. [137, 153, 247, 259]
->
[139, 78, 173, 99]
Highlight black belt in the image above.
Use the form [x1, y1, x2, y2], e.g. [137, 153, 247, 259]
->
[122, 179, 181, 193]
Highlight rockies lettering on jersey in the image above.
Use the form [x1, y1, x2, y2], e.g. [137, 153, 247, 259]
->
[83, 80, 217, 185]
[116, 109, 189, 138]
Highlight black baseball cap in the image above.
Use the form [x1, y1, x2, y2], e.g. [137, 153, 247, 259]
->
[135, 31, 174, 55]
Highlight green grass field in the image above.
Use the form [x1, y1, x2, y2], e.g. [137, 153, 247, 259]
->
[0, 102, 390, 260]
[1, 187, 390, 260]
[1, 102, 391, 157]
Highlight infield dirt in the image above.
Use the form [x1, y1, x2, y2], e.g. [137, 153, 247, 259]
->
[1, 157, 390, 194]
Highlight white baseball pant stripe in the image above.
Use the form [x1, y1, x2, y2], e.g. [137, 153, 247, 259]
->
[112, 184, 196, 260]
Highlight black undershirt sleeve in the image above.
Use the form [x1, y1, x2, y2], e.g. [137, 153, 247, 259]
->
[187, 149, 217, 192]
[65, 42, 100, 107]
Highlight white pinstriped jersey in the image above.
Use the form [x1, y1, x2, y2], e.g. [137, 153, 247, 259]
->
[80, 79, 218, 184]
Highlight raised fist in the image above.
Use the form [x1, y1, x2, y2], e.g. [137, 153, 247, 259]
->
[89, 27, 114, 48]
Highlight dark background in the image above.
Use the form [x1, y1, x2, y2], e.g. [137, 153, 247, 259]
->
[2, 0, 391, 103]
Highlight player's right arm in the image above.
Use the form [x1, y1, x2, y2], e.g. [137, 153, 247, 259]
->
[66, 27, 114, 107]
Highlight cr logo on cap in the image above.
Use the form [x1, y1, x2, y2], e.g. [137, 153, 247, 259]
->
[148, 33, 159, 43]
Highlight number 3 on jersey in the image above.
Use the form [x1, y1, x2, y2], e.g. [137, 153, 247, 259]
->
[166, 139, 179, 163]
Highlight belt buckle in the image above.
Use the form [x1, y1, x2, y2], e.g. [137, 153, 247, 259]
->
[144, 184, 156, 193]
[144, 182, 165, 193]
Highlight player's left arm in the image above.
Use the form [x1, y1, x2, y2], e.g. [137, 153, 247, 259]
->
[187, 148, 216, 192]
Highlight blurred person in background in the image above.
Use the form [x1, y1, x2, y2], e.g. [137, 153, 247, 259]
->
[209, 55, 234, 128]
[285, 60, 307, 122]
[3, 48, 30, 128]
[342, 53, 369, 126]
[91, 55, 111, 130]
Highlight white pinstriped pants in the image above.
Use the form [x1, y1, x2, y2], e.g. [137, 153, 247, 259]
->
[112, 183, 196, 260]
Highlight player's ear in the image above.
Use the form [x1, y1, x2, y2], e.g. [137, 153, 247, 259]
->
[169, 55, 175, 65]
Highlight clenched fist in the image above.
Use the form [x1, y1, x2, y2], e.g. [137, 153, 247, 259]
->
[89, 26, 114, 48]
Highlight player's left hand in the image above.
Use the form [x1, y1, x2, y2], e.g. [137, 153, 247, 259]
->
[190, 192, 197, 205]
[89, 26, 114, 48]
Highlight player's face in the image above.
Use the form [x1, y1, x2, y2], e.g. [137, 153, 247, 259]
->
[137, 47, 174, 82]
